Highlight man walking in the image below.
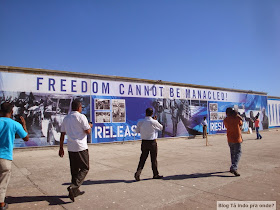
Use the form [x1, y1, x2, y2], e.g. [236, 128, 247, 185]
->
[201, 116, 207, 138]
[134, 108, 163, 181]
[254, 116, 262, 139]
[59, 99, 92, 202]
[223, 108, 243, 176]
[0, 102, 29, 210]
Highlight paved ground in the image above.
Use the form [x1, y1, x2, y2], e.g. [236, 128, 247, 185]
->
[5, 129, 280, 210]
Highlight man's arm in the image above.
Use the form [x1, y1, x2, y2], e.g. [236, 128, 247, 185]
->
[84, 122, 93, 134]
[153, 119, 163, 131]
[20, 116, 29, 141]
[223, 118, 228, 129]
[239, 119, 243, 127]
[59, 132, 66, 157]
[135, 121, 141, 133]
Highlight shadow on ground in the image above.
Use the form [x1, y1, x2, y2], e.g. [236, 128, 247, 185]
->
[61, 171, 233, 186]
[6, 195, 70, 206]
[163, 171, 234, 180]
[62, 179, 136, 186]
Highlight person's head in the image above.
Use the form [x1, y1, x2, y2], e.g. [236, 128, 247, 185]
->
[203, 116, 206, 120]
[72, 99, 82, 112]
[231, 109, 237, 117]
[0, 102, 14, 117]
[146, 108, 153, 117]
[226, 107, 233, 116]
[250, 111, 254, 118]
[256, 115, 259, 119]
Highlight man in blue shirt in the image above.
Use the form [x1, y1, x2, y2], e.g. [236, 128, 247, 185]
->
[0, 102, 29, 210]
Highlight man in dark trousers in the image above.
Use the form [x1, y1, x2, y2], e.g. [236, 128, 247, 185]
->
[59, 99, 93, 202]
[134, 108, 163, 181]
[254, 115, 262, 139]
[0, 102, 29, 210]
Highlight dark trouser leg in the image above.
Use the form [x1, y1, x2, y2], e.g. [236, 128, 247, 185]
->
[136, 141, 150, 173]
[233, 143, 242, 170]
[228, 142, 242, 171]
[203, 126, 206, 138]
[150, 141, 159, 176]
[228, 143, 235, 170]
[68, 150, 89, 193]
[256, 127, 262, 139]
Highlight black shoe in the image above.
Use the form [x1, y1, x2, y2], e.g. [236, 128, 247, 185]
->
[233, 171, 240, 176]
[0, 203, 8, 210]
[153, 175, 163, 179]
[67, 186, 75, 202]
[230, 169, 240, 176]
[74, 190, 85, 197]
[134, 172, 140, 181]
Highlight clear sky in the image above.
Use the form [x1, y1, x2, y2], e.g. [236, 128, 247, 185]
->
[0, 0, 279, 97]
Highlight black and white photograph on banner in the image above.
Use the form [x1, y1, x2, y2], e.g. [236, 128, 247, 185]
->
[152, 99, 207, 137]
[95, 99, 110, 110]
[95, 111, 111, 123]
[209, 103, 218, 112]
[0, 91, 90, 146]
[210, 112, 218, 121]
[112, 99, 126, 123]
[218, 112, 226, 120]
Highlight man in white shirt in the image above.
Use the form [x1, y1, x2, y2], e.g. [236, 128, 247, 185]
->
[134, 108, 163, 181]
[59, 99, 92, 202]
[201, 116, 208, 138]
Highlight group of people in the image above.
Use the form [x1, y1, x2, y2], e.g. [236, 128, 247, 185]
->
[0, 99, 264, 207]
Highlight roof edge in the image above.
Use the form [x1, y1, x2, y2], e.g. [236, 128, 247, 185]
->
[0, 65, 267, 95]
[268, 96, 280, 99]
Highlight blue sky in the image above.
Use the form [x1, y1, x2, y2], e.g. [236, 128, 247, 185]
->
[0, 0, 279, 96]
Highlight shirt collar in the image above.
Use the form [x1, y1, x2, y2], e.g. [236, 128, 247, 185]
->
[71, 111, 80, 114]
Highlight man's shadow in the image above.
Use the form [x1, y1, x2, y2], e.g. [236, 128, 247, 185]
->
[62, 171, 233, 186]
[243, 138, 258, 141]
[5, 195, 71, 206]
[62, 179, 136, 186]
[163, 171, 233, 180]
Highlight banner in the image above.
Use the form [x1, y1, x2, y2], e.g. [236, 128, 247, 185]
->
[268, 98, 280, 128]
[208, 94, 268, 134]
[0, 71, 269, 146]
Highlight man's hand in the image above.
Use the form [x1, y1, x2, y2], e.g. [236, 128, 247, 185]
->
[20, 116, 28, 131]
[59, 147, 64, 157]
[153, 115, 157, 120]
[20, 116, 26, 125]
[20, 116, 29, 141]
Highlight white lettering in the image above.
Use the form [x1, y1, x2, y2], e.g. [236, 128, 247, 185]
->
[210, 122, 226, 131]
[95, 126, 103, 138]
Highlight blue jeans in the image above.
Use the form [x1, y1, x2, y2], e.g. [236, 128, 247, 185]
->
[228, 142, 242, 171]
[256, 127, 262, 139]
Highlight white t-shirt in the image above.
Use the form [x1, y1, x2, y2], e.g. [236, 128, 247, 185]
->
[61, 111, 91, 152]
[135, 116, 163, 140]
